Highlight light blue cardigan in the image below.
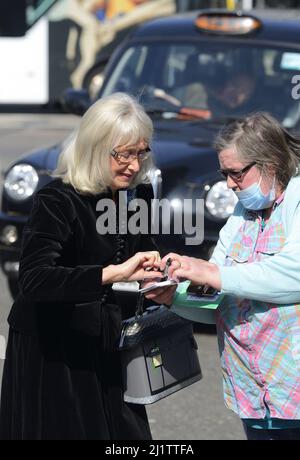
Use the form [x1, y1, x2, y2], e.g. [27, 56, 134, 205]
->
[210, 175, 300, 304]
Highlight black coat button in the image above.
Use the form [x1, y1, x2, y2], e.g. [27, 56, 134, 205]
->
[116, 257, 122, 263]
[116, 251, 123, 257]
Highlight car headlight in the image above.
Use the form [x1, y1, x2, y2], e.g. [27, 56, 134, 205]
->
[4, 164, 39, 201]
[205, 180, 238, 219]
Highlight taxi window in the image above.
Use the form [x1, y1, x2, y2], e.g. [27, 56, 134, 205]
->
[161, 45, 196, 88]
[101, 41, 300, 128]
[104, 45, 149, 95]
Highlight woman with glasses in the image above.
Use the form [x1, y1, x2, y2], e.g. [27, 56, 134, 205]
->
[0, 93, 162, 440]
[149, 112, 300, 440]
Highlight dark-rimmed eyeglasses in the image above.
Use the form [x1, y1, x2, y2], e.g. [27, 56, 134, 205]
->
[111, 147, 151, 164]
[218, 161, 256, 181]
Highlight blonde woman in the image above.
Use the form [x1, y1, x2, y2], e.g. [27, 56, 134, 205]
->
[0, 93, 161, 440]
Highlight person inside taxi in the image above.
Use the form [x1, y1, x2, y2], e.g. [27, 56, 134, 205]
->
[207, 73, 258, 116]
[172, 67, 262, 120]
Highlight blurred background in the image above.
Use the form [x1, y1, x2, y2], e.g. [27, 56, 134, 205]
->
[0, 0, 299, 110]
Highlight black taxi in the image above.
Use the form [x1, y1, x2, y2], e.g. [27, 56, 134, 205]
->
[2, 9, 300, 298]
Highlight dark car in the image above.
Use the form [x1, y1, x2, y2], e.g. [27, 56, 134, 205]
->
[2, 9, 300, 299]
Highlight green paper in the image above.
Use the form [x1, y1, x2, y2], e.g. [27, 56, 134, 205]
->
[171, 281, 224, 324]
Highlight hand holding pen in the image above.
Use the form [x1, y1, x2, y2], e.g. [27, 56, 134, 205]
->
[161, 257, 172, 281]
[160, 254, 183, 282]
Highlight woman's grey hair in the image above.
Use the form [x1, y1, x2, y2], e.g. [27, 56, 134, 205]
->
[52, 92, 154, 194]
[215, 112, 300, 188]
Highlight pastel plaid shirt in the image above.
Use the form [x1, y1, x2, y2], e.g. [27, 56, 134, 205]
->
[216, 193, 300, 420]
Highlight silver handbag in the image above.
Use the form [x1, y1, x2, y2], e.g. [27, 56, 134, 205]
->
[118, 295, 202, 404]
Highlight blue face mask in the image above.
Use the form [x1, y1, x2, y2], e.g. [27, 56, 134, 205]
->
[234, 175, 276, 210]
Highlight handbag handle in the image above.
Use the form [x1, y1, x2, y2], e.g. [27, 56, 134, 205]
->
[135, 291, 144, 319]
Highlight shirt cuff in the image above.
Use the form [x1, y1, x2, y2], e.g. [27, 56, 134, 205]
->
[219, 265, 241, 296]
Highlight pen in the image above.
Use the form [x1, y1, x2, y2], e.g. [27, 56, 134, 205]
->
[162, 257, 172, 280]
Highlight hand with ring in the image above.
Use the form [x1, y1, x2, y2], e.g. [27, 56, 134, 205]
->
[160, 253, 221, 291]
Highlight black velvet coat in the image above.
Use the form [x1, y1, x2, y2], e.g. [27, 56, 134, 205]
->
[0, 178, 158, 440]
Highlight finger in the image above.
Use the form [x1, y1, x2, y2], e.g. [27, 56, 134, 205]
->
[156, 286, 177, 302]
[171, 268, 189, 281]
[144, 287, 166, 299]
[160, 253, 181, 269]
[167, 259, 182, 278]
[138, 251, 157, 261]
[141, 251, 160, 262]
[152, 261, 162, 269]
[142, 271, 163, 280]
[142, 259, 161, 269]
[148, 251, 161, 262]
[142, 251, 161, 267]
[168, 261, 186, 280]
[161, 253, 180, 264]
[144, 285, 177, 300]
[145, 259, 161, 268]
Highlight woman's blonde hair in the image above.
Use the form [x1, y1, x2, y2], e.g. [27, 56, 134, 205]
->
[52, 92, 154, 194]
[215, 112, 300, 189]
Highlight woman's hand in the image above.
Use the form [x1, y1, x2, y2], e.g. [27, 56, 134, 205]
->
[160, 253, 221, 291]
[143, 284, 178, 306]
[102, 251, 162, 284]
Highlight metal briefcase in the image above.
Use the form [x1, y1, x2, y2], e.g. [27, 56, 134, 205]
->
[118, 304, 202, 404]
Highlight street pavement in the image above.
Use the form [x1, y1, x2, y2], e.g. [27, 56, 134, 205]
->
[0, 113, 245, 440]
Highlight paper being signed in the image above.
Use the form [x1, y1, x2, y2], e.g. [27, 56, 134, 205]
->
[139, 279, 178, 294]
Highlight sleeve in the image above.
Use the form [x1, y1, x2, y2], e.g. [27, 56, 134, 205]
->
[136, 183, 161, 254]
[209, 202, 244, 265]
[219, 205, 300, 304]
[209, 219, 233, 266]
[18, 187, 104, 303]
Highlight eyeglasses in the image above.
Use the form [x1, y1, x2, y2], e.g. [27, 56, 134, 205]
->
[218, 161, 256, 181]
[111, 147, 151, 164]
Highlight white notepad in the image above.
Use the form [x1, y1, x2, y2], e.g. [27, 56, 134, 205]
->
[139, 279, 178, 294]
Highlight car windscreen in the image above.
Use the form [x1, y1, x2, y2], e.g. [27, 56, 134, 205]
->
[101, 41, 300, 128]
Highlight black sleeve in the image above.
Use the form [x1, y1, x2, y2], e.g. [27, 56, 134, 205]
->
[18, 187, 104, 303]
[136, 183, 160, 254]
